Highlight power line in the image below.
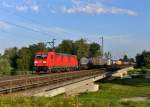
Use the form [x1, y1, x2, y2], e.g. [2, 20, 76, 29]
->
[0, 7, 65, 40]
[0, 6, 43, 26]
[0, 7, 54, 38]
[0, 19, 52, 37]
[0, 7, 82, 43]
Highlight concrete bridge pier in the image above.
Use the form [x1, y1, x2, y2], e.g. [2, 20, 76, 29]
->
[112, 67, 134, 79]
[34, 73, 106, 97]
[65, 82, 99, 96]
[34, 78, 100, 97]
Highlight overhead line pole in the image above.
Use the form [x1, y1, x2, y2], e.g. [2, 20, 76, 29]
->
[100, 36, 104, 57]
[52, 39, 56, 51]
[46, 39, 56, 51]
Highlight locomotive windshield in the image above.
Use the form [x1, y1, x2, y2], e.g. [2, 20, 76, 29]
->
[35, 54, 48, 59]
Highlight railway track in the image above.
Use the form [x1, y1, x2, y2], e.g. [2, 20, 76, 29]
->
[0, 75, 34, 82]
[0, 65, 131, 95]
[0, 69, 105, 95]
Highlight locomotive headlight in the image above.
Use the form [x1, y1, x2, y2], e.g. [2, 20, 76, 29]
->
[43, 61, 47, 63]
[34, 61, 38, 64]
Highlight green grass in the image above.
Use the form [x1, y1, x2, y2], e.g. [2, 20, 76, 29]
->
[0, 78, 150, 107]
[77, 78, 150, 107]
[0, 96, 80, 107]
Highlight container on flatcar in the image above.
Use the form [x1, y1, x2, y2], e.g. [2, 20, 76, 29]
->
[107, 59, 112, 66]
[91, 57, 107, 66]
[80, 57, 90, 69]
[115, 60, 123, 65]
[123, 61, 129, 65]
[80, 57, 90, 65]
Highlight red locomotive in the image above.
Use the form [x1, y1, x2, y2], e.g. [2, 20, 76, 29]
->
[34, 52, 78, 73]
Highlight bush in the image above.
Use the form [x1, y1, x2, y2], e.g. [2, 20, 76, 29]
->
[0, 58, 11, 75]
[128, 69, 140, 75]
[128, 68, 150, 75]
[141, 67, 150, 74]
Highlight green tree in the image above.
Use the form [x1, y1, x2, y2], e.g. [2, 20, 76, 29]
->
[0, 58, 11, 75]
[56, 40, 74, 54]
[123, 54, 129, 62]
[3, 47, 18, 71]
[17, 47, 32, 71]
[136, 51, 150, 68]
[89, 42, 101, 57]
[129, 58, 135, 63]
[74, 39, 89, 59]
[29, 42, 48, 53]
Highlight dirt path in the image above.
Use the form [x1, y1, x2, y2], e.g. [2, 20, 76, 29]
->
[121, 95, 150, 102]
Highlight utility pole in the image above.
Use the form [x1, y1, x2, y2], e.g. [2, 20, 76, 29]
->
[52, 38, 56, 50]
[99, 36, 104, 57]
[46, 39, 56, 51]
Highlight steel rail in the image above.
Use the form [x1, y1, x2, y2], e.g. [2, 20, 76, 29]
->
[0, 65, 131, 95]
[0, 69, 104, 94]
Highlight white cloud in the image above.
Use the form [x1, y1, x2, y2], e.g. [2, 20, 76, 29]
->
[1, 0, 39, 12]
[30, 5, 39, 12]
[62, 4, 106, 14]
[110, 7, 138, 16]
[0, 21, 11, 29]
[16, 5, 28, 12]
[62, 3, 138, 16]
[16, 4, 39, 12]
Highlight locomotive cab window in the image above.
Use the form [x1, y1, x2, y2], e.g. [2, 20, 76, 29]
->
[35, 54, 48, 59]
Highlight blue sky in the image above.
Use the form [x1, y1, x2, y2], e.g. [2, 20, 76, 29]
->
[0, 0, 149, 59]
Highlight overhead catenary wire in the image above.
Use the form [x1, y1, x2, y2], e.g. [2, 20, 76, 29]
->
[0, 19, 52, 36]
[0, 6, 84, 45]
[0, 27, 46, 43]
[0, 7, 66, 40]
[0, 7, 55, 42]
[0, 7, 57, 41]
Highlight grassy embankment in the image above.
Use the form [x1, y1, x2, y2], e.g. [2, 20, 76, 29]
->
[0, 76, 150, 107]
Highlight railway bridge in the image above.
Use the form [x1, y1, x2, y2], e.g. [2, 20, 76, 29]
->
[0, 66, 133, 97]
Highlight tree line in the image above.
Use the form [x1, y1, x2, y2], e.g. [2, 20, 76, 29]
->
[136, 51, 150, 68]
[0, 39, 101, 75]
[120, 52, 150, 68]
[1, 38, 149, 75]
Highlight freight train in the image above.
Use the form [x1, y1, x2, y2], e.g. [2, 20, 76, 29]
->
[33, 51, 123, 73]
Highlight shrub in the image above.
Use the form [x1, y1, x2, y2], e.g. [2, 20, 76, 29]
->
[0, 58, 11, 75]
[128, 68, 150, 75]
[141, 67, 150, 74]
[128, 69, 141, 75]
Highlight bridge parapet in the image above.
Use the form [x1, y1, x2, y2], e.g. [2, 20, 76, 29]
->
[112, 67, 134, 78]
